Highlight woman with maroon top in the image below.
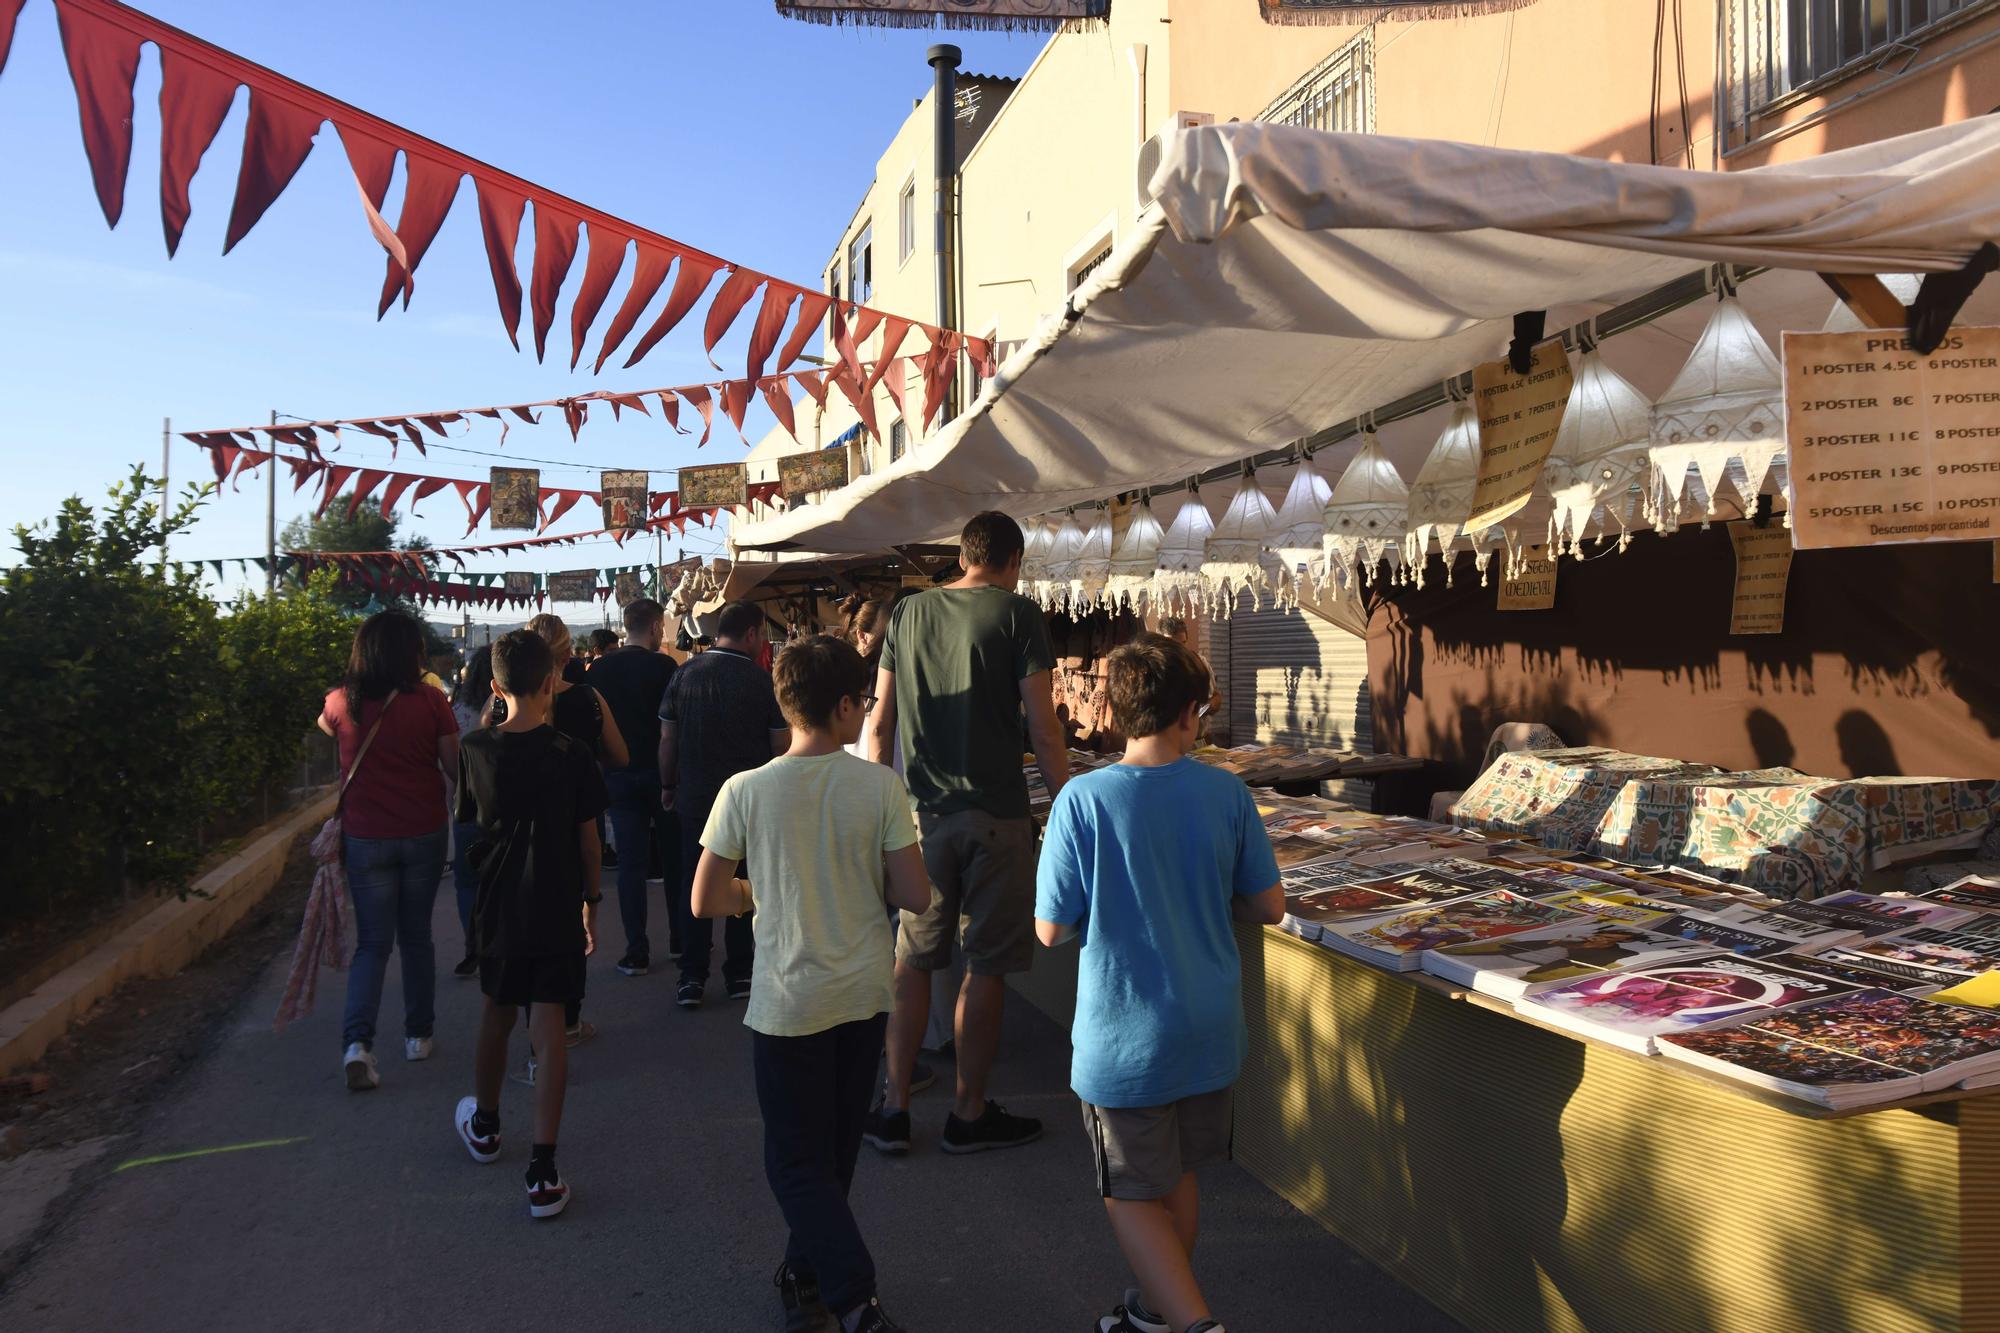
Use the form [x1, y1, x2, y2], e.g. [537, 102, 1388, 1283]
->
[318, 612, 461, 1092]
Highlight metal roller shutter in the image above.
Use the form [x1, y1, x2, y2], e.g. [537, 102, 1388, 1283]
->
[1220, 594, 1373, 804]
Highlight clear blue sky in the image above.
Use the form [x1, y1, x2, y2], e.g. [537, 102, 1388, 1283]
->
[0, 1, 1040, 620]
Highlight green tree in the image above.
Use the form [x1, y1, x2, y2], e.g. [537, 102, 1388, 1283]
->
[279, 498, 435, 614]
[219, 568, 357, 801]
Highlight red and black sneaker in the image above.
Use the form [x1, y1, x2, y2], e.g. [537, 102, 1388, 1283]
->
[454, 1096, 500, 1164]
[526, 1166, 570, 1219]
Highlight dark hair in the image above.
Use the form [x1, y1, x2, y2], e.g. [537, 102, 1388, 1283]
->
[960, 511, 1025, 570]
[716, 600, 763, 642]
[1107, 632, 1212, 739]
[589, 627, 620, 654]
[343, 611, 426, 718]
[841, 593, 894, 662]
[774, 634, 870, 731]
[491, 629, 555, 698]
[621, 597, 664, 636]
[452, 645, 494, 709]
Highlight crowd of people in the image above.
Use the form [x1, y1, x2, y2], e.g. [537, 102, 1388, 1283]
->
[314, 511, 1281, 1333]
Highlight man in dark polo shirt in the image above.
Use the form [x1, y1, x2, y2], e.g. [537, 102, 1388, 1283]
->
[585, 598, 677, 977]
[862, 511, 1070, 1156]
[658, 601, 788, 1009]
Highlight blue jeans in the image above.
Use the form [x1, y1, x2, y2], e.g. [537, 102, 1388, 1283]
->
[605, 769, 679, 960]
[451, 821, 483, 953]
[341, 827, 448, 1049]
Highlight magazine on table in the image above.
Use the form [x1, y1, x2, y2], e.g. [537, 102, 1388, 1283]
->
[1687, 904, 1866, 953]
[1320, 892, 1586, 973]
[1278, 863, 1497, 942]
[1423, 918, 1712, 1000]
[1518, 953, 1862, 1054]
[1525, 890, 1673, 927]
[1646, 912, 1801, 958]
[1835, 926, 2000, 979]
[1763, 950, 1947, 995]
[1755, 892, 1978, 937]
[1810, 942, 1987, 990]
[1906, 874, 2000, 913]
[1658, 989, 2000, 1109]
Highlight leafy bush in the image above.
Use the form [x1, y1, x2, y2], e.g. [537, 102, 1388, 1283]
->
[1, 469, 356, 920]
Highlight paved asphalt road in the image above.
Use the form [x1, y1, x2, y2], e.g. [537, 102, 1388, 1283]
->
[0, 881, 1462, 1333]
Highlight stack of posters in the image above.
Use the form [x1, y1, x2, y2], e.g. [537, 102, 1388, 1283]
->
[1424, 918, 1712, 1000]
[1320, 891, 1585, 972]
[1658, 990, 2000, 1109]
[1643, 911, 1801, 958]
[1279, 863, 1496, 943]
[1519, 953, 1861, 1053]
[1905, 874, 2000, 912]
[1820, 921, 2000, 984]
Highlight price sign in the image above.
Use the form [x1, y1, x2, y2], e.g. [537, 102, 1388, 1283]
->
[1468, 339, 1573, 531]
[1784, 327, 2000, 549]
[1727, 522, 1792, 635]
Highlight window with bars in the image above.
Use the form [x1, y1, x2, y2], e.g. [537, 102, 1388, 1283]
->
[1258, 28, 1375, 134]
[890, 419, 907, 462]
[1728, 0, 1998, 121]
[1068, 242, 1114, 293]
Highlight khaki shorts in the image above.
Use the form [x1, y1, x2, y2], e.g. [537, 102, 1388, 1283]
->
[1082, 1087, 1235, 1201]
[897, 809, 1038, 976]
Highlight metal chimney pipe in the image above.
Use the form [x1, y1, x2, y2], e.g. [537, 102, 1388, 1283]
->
[927, 43, 961, 424]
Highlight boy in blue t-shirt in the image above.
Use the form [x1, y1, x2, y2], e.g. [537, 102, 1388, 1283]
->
[1035, 632, 1283, 1333]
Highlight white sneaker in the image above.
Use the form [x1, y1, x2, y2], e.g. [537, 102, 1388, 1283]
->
[454, 1095, 501, 1163]
[509, 1055, 537, 1088]
[343, 1042, 379, 1091]
[404, 1036, 433, 1062]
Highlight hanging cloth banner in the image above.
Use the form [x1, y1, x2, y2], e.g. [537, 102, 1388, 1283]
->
[1727, 520, 1792, 635]
[546, 569, 598, 603]
[774, 0, 1108, 30]
[600, 469, 648, 531]
[1467, 338, 1573, 532]
[33, 0, 982, 382]
[503, 571, 536, 597]
[1496, 545, 1557, 611]
[679, 461, 750, 510]
[488, 467, 541, 531]
[1258, 0, 1536, 22]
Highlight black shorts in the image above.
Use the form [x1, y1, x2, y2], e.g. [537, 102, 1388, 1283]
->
[480, 954, 587, 1007]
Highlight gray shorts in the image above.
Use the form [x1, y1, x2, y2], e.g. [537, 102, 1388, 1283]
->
[897, 809, 1038, 976]
[1082, 1087, 1235, 1201]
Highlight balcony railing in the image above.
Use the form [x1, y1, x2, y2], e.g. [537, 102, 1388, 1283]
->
[1258, 28, 1375, 135]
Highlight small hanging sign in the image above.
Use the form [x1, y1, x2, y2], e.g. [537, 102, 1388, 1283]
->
[778, 449, 851, 504]
[547, 569, 597, 603]
[489, 467, 540, 530]
[1496, 545, 1557, 610]
[1785, 326, 2000, 550]
[614, 571, 644, 607]
[503, 571, 536, 598]
[600, 470, 649, 532]
[1467, 339, 1573, 531]
[1727, 521, 1792, 635]
[679, 461, 749, 509]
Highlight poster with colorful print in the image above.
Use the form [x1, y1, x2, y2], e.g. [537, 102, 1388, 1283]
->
[600, 470, 649, 532]
[489, 467, 540, 530]
[546, 570, 597, 603]
[679, 462, 748, 509]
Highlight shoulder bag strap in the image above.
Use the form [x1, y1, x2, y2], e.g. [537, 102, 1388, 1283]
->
[338, 688, 402, 810]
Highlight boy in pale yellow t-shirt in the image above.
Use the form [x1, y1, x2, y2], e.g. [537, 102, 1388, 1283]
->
[694, 634, 931, 1333]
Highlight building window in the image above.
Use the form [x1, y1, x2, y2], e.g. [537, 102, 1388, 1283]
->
[849, 223, 873, 305]
[890, 419, 907, 462]
[1068, 242, 1114, 293]
[828, 262, 841, 332]
[1259, 28, 1374, 135]
[898, 176, 917, 266]
[1728, 0, 1998, 121]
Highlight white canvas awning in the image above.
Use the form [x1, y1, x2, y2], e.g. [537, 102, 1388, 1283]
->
[734, 118, 2000, 553]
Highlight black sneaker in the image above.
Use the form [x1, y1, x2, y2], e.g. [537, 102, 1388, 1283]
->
[941, 1100, 1042, 1155]
[452, 953, 478, 980]
[909, 1061, 936, 1095]
[676, 980, 704, 1009]
[844, 1296, 905, 1332]
[862, 1103, 911, 1155]
[726, 977, 752, 1001]
[774, 1262, 834, 1333]
[616, 951, 649, 977]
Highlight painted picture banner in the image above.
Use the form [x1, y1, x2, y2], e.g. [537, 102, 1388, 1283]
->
[547, 570, 598, 603]
[1468, 339, 1573, 531]
[778, 449, 850, 504]
[775, 1, 1108, 29]
[1496, 545, 1557, 611]
[503, 571, 536, 598]
[614, 571, 644, 607]
[600, 470, 649, 531]
[1728, 521, 1792, 635]
[489, 467, 541, 530]
[1784, 326, 2000, 550]
[679, 461, 750, 509]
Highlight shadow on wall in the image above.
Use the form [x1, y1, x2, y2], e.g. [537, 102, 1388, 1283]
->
[1369, 527, 2000, 788]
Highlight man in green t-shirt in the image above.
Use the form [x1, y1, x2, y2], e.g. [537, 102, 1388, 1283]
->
[862, 511, 1070, 1156]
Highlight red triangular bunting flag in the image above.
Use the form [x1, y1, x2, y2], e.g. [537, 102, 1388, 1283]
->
[569, 223, 630, 370]
[224, 90, 321, 254]
[625, 253, 720, 370]
[474, 179, 528, 349]
[157, 49, 236, 256]
[703, 267, 763, 370]
[528, 202, 580, 363]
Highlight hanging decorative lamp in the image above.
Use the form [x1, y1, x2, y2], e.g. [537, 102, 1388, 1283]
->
[1403, 393, 1495, 586]
[1040, 511, 1087, 612]
[1648, 281, 1785, 531]
[1106, 495, 1165, 612]
[1202, 470, 1282, 616]
[1322, 427, 1409, 590]
[1153, 485, 1216, 618]
[1071, 505, 1114, 611]
[1017, 515, 1059, 608]
[1265, 454, 1333, 607]
[1544, 339, 1654, 555]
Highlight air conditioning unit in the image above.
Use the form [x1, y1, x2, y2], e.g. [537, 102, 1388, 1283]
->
[1137, 112, 1214, 207]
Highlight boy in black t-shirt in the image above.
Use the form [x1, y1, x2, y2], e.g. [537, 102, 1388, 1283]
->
[453, 630, 609, 1219]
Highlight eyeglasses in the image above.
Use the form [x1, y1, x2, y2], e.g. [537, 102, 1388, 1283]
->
[1197, 700, 1213, 719]
[856, 693, 878, 710]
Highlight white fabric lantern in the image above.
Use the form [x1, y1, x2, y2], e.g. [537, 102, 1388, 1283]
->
[1105, 498, 1165, 611]
[1648, 295, 1785, 530]
[1545, 348, 1653, 554]
[1040, 512, 1086, 611]
[1071, 507, 1114, 610]
[1202, 473, 1282, 615]
[1017, 515, 1058, 607]
[1266, 459, 1332, 604]
[1153, 489, 1215, 617]
[1322, 431, 1408, 588]
[1403, 400, 1497, 585]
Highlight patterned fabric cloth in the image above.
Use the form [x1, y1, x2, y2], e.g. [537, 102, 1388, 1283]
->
[274, 816, 355, 1032]
[1453, 749, 1998, 899]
